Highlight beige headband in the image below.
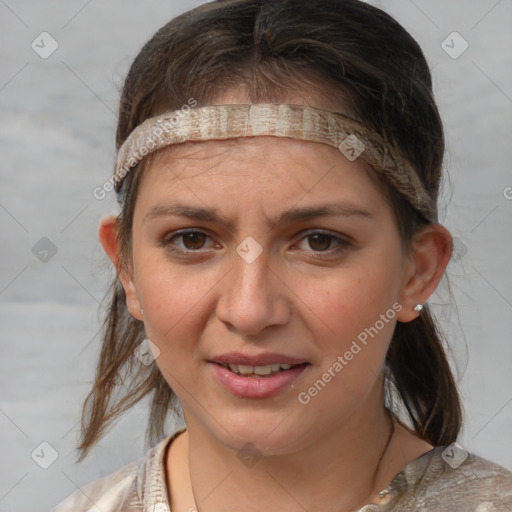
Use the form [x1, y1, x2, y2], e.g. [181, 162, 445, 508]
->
[113, 103, 437, 223]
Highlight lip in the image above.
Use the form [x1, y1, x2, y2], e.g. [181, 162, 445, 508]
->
[209, 352, 309, 366]
[208, 361, 310, 399]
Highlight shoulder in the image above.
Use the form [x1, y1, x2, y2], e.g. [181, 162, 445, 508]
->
[51, 429, 184, 512]
[395, 445, 512, 511]
[50, 459, 139, 512]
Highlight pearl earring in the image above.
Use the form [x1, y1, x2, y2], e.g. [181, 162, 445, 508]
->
[413, 304, 424, 313]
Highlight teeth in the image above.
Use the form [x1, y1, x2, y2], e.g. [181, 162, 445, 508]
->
[238, 364, 255, 375]
[224, 363, 296, 375]
[254, 365, 272, 375]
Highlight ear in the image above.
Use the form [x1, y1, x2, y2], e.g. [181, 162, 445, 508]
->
[98, 215, 143, 321]
[396, 224, 453, 323]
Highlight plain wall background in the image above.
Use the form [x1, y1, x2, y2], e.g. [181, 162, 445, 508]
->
[0, 1, 511, 510]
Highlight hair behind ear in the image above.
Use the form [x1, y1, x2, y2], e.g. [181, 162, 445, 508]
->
[385, 305, 463, 446]
[76, 278, 178, 462]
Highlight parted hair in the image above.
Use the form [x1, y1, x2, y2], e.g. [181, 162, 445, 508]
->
[76, 0, 462, 462]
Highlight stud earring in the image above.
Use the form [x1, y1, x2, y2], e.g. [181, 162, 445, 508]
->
[413, 304, 424, 313]
[140, 306, 144, 316]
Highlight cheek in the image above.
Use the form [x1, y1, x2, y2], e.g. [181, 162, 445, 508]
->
[138, 270, 211, 388]
[318, 266, 400, 336]
[307, 255, 403, 388]
[133, 251, 215, 356]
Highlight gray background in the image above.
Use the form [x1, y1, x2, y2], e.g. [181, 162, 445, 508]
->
[0, 1, 511, 511]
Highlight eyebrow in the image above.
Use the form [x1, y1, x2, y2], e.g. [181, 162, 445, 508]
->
[143, 202, 372, 229]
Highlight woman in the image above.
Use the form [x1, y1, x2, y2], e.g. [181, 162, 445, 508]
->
[53, 0, 512, 510]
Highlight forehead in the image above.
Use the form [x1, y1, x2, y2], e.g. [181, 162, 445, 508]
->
[135, 136, 387, 215]
[142, 136, 372, 186]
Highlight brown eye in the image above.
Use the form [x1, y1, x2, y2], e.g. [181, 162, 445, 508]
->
[307, 233, 333, 251]
[180, 232, 207, 250]
[294, 230, 351, 255]
[163, 230, 216, 252]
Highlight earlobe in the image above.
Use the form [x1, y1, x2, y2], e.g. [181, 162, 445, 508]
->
[98, 215, 143, 321]
[396, 224, 453, 323]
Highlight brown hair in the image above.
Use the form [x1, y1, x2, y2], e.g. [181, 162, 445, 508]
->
[77, 0, 462, 462]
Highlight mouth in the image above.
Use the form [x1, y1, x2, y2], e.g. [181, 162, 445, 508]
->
[215, 362, 308, 378]
[208, 357, 310, 398]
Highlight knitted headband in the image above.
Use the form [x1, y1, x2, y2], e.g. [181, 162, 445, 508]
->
[113, 103, 437, 223]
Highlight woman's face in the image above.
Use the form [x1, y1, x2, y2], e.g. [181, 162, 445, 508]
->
[128, 134, 413, 453]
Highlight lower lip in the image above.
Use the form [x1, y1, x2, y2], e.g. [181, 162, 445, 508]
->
[209, 363, 309, 398]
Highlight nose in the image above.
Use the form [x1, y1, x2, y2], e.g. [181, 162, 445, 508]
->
[215, 249, 292, 336]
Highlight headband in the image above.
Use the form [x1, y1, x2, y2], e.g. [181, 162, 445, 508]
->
[113, 103, 437, 223]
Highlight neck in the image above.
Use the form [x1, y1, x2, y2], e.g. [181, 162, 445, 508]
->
[176, 402, 400, 512]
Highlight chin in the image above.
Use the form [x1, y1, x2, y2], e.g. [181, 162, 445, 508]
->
[201, 409, 314, 456]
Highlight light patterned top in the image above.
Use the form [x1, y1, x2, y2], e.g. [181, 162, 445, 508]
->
[52, 428, 512, 511]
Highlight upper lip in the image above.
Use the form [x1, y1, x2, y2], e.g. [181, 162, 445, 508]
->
[209, 352, 309, 366]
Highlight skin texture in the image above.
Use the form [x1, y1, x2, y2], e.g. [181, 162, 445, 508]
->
[99, 129, 452, 511]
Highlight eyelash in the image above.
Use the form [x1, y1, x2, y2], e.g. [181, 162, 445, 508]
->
[160, 229, 352, 257]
